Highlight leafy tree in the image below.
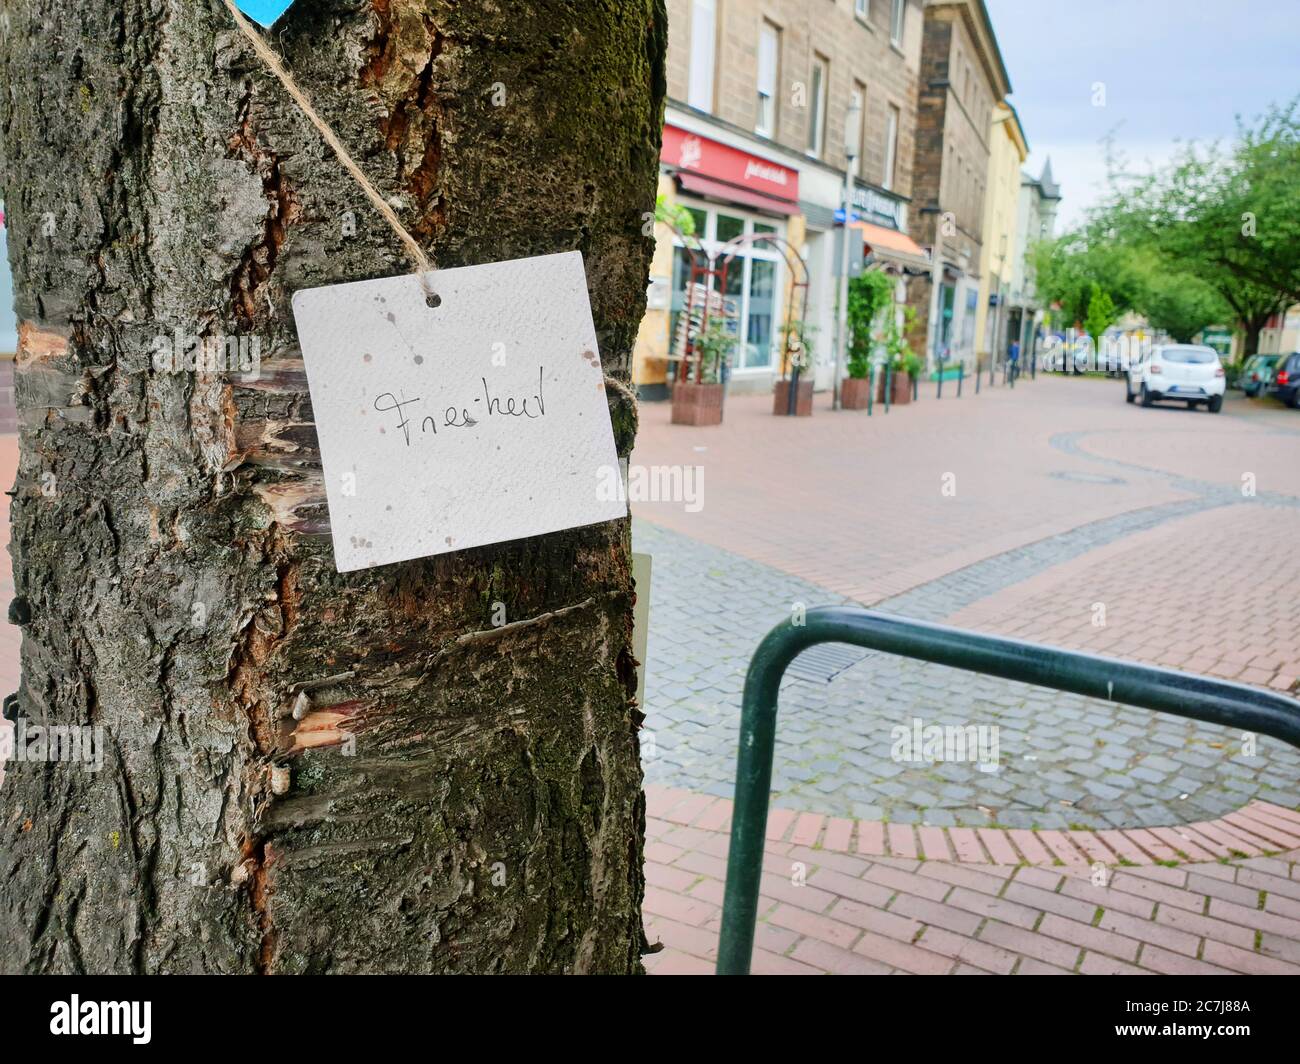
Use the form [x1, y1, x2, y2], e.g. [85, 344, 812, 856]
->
[1135, 261, 1230, 342]
[1083, 282, 1117, 349]
[1032, 232, 1143, 328]
[1100, 98, 1300, 354]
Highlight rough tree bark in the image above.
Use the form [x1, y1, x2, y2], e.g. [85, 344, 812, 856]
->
[0, 0, 666, 973]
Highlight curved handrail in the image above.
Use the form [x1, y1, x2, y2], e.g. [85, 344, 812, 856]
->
[716, 606, 1300, 974]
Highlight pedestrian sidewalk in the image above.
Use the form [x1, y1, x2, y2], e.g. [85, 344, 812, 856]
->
[629, 378, 1299, 608]
[947, 502, 1300, 695]
[643, 784, 1300, 975]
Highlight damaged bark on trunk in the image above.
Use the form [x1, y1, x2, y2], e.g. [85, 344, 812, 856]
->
[0, 0, 666, 973]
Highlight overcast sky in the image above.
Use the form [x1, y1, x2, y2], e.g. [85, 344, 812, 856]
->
[984, 0, 1300, 230]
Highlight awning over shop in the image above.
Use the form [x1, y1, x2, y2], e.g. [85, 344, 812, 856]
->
[851, 220, 931, 272]
[675, 172, 800, 217]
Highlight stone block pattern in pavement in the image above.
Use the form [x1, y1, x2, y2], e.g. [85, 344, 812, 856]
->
[634, 516, 1300, 830]
[642, 789, 1300, 976]
[632, 379, 1300, 831]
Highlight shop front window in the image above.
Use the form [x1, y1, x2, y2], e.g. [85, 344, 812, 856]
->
[668, 201, 786, 374]
[938, 283, 956, 357]
[746, 259, 776, 369]
[716, 212, 745, 244]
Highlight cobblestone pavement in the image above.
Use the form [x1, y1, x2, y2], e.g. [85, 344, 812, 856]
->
[632, 378, 1300, 830]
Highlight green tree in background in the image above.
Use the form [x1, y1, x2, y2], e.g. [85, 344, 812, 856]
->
[1135, 260, 1231, 343]
[1083, 282, 1117, 349]
[1101, 99, 1300, 354]
[1032, 99, 1300, 357]
[1032, 232, 1142, 329]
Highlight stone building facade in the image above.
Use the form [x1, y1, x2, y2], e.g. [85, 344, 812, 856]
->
[904, 0, 1011, 370]
[974, 100, 1029, 370]
[637, 0, 927, 397]
[1006, 159, 1063, 359]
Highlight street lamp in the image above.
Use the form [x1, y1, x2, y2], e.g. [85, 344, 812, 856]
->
[832, 96, 863, 411]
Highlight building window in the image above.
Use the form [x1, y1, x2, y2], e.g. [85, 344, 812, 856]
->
[882, 103, 900, 191]
[670, 204, 786, 373]
[855, 0, 869, 18]
[756, 21, 779, 136]
[687, 0, 716, 113]
[890, 0, 905, 45]
[807, 55, 828, 158]
[850, 83, 867, 177]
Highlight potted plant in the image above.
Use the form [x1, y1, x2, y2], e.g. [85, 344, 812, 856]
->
[774, 319, 816, 416]
[884, 349, 922, 405]
[672, 315, 730, 426]
[867, 302, 917, 405]
[843, 347, 874, 410]
[843, 271, 894, 410]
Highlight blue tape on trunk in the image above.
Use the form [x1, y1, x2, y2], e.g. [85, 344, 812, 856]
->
[234, 0, 296, 28]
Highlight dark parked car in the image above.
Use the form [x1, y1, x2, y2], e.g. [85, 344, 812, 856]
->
[1270, 352, 1300, 408]
[1241, 354, 1281, 397]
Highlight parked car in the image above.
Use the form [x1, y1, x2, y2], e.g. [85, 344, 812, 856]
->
[1125, 343, 1225, 412]
[1270, 352, 1300, 408]
[1240, 354, 1281, 397]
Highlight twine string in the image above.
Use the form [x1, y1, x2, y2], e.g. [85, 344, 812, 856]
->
[220, 0, 437, 302]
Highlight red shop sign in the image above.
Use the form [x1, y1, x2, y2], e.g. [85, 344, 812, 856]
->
[663, 124, 800, 205]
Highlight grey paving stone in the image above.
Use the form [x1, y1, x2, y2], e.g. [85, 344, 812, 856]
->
[633, 496, 1300, 830]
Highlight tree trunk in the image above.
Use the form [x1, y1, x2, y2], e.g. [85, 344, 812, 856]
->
[1240, 315, 1268, 359]
[0, 0, 666, 974]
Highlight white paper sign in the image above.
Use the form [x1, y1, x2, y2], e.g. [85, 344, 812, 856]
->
[292, 251, 626, 572]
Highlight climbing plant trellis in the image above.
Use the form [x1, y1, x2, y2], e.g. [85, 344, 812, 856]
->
[668, 222, 811, 412]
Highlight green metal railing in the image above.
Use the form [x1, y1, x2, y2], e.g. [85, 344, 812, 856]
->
[716, 606, 1300, 974]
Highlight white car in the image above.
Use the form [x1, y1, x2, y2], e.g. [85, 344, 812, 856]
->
[1125, 344, 1225, 413]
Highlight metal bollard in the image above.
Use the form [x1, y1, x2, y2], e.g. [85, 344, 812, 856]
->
[957, 363, 963, 398]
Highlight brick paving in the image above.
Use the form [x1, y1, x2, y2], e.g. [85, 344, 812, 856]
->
[948, 504, 1300, 694]
[628, 376, 1300, 605]
[1065, 397, 1300, 501]
[643, 785, 1300, 975]
[631, 374, 1300, 973]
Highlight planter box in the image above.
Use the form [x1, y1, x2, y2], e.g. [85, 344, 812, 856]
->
[773, 378, 813, 416]
[671, 381, 724, 426]
[874, 370, 912, 405]
[841, 376, 872, 410]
